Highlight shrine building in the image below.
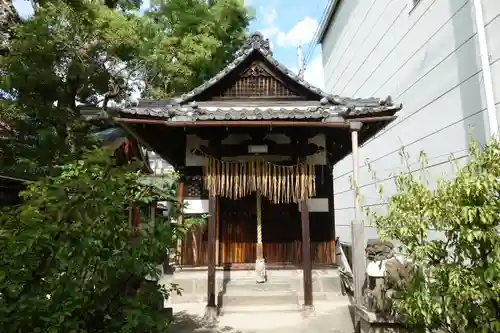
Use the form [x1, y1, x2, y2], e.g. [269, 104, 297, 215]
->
[109, 32, 402, 314]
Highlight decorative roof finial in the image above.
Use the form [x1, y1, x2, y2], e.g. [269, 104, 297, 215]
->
[244, 32, 272, 55]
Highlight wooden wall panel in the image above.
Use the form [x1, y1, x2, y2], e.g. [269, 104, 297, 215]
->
[179, 192, 337, 266]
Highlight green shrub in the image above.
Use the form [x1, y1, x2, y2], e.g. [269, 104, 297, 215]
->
[370, 138, 500, 333]
[0, 150, 179, 333]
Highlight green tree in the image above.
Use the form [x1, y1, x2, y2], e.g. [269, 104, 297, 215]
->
[143, 0, 253, 98]
[369, 138, 500, 332]
[0, 150, 182, 332]
[0, 0, 20, 55]
[0, 0, 252, 177]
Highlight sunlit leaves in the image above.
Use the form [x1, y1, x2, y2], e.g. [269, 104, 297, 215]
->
[0, 150, 184, 332]
[1, 0, 251, 178]
[142, 0, 252, 98]
[369, 138, 500, 332]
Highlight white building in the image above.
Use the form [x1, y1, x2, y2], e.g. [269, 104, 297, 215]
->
[317, 0, 500, 244]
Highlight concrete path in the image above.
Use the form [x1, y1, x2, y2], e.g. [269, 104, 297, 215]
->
[167, 301, 355, 333]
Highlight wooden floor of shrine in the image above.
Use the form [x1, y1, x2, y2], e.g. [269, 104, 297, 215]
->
[179, 195, 336, 267]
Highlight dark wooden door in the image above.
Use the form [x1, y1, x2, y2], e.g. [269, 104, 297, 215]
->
[261, 198, 302, 264]
[220, 196, 257, 264]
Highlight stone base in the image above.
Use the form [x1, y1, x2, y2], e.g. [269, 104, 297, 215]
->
[301, 304, 315, 318]
[203, 305, 218, 324]
[255, 258, 267, 283]
[163, 307, 173, 322]
[355, 306, 406, 333]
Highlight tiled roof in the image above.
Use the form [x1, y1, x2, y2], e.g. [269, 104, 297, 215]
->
[119, 101, 401, 122]
[169, 32, 339, 106]
[123, 105, 338, 120]
[88, 32, 402, 122]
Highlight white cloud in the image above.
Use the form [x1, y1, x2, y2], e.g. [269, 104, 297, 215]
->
[276, 16, 319, 48]
[258, 6, 278, 41]
[290, 55, 324, 90]
[303, 55, 324, 89]
[260, 26, 278, 40]
[263, 8, 277, 26]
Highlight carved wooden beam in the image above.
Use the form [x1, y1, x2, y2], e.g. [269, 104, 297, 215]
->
[196, 142, 324, 158]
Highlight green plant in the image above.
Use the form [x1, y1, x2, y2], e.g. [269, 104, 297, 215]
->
[1, 0, 252, 178]
[368, 137, 500, 332]
[0, 149, 181, 332]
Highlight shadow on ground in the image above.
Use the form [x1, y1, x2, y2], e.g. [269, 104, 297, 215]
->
[167, 311, 244, 333]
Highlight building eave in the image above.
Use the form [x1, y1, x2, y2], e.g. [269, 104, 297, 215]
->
[117, 101, 402, 122]
[317, 0, 343, 44]
[0, 174, 30, 184]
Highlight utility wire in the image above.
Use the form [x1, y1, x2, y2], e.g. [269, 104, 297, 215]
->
[304, 5, 329, 67]
[303, 0, 331, 70]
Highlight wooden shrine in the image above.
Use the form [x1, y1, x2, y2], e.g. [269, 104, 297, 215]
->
[109, 32, 402, 316]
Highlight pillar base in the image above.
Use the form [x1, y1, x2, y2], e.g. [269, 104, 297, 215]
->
[203, 305, 218, 324]
[301, 305, 315, 318]
[255, 258, 267, 283]
[163, 307, 173, 322]
[355, 306, 407, 333]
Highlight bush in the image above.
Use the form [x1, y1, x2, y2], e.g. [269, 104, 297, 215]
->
[369, 138, 500, 332]
[0, 150, 179, 333]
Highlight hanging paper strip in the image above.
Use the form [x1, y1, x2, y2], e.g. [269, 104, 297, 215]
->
[198, 150, 317, 203]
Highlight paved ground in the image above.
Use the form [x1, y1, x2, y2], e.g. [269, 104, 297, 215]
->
[161, 268, 355, 333]
[167, 301, 355, 333]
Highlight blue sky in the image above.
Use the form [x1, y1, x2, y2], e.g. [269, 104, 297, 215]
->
[12, 0, 327, 88]
[246, 0, 327, 88]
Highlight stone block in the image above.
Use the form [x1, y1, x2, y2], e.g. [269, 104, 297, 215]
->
[289, 278, 321, 292]
[193, 279, 210, 293]
[355, 306, 407, 333]
[312, 278, 322, 292]
[321, 276, 342, 292]
[171, 279, 195, 294]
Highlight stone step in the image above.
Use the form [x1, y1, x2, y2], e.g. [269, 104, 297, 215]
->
[222, 277, 291, 284]
[221, 292, 299, 307]
[221, 281, 293, 293]
[222, 290, 346, 301]
[220, 303, 301, 315]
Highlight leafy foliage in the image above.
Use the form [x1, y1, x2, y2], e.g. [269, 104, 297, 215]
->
[0, 150, 182, 333]
[0, 0, 252, 177]
[368, 138, 500, 332]
[143, 0, 253, 98]
[0, 1, 227, 331]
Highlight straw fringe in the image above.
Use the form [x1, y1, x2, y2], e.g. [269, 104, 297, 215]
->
[197, 150, 318, 203]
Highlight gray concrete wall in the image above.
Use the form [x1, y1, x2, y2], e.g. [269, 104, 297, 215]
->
[320, 0, 500, 244]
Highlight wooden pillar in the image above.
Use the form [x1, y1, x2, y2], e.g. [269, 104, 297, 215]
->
[255, 190, 266, 283]
[215, 196, 220, 266]
[150, 201, 157, 224]
[176, 178, 184, 265]
[324, 164, 336, 263]
[350, 121, 366, 305]
[256, 191, 263, 259]
[300, 199, 314, 315]
[205, 194, 218, 320]
[131, 204, 140, 238]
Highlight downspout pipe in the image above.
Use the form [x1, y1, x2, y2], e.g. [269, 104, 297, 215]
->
[473, 0, 498, 137]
